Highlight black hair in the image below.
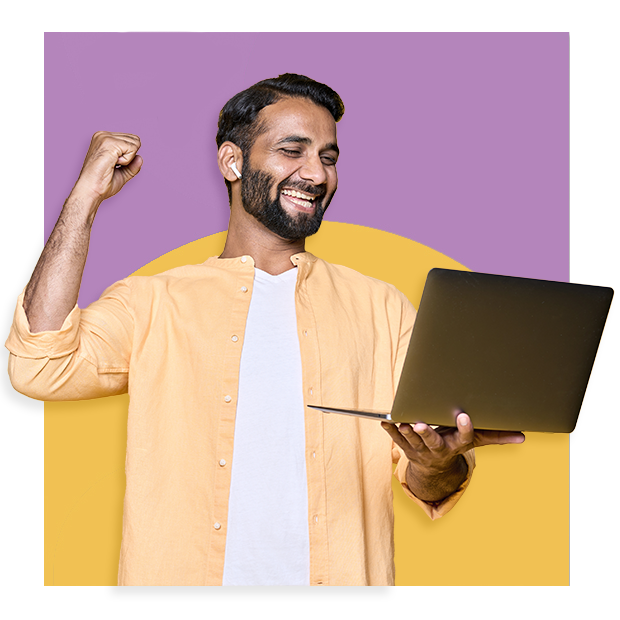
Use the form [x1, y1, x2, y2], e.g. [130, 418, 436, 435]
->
[216, 73, 345, 201]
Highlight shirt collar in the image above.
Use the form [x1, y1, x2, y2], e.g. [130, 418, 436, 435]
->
[289, 251, 318, 266]
[203, 251, 318, 272]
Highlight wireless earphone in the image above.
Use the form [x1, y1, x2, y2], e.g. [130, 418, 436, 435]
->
[231, 162, 242, 180]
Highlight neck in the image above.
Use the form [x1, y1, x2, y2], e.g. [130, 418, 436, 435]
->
[220, 201, 306, 275]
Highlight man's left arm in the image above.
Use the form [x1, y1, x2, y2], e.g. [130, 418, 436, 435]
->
[384, 414, 524, 504]
[386, 290, 524, 516]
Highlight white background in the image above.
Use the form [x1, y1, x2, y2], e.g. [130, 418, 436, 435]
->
[1, 0, 618, 616]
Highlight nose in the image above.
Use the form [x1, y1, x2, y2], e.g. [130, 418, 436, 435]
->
[298, 153, 327, 186]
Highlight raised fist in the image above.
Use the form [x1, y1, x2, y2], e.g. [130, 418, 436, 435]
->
[74, 131, 143, 202]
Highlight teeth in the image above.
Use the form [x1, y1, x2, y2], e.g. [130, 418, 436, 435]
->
[282, 189, 315, 201]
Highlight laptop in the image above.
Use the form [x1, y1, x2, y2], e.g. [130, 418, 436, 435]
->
[308, 268, 613, 433]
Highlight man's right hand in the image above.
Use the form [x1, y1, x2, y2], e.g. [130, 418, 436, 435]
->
[22, 131, 142, 333]
[73, 131, 143, 206]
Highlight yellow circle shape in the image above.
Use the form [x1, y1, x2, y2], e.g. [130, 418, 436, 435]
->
[45, 222, 568, 585]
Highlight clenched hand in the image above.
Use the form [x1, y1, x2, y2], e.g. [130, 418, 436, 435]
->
[73, 131, 143, 205]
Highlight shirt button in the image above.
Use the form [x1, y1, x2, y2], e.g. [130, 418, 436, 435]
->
[312, 451, 316, 459]
[219, 459, 226, 467]
[224, 395, 232, 403]
[214, 522, 221, 530]
[303, 330, 308, 336]
[241, 286, 248, 293]
[240, 256, 247, 263]
[309, 388, 313, 396]
[231, 335, 238, 342]
[314, 516, 319, 524]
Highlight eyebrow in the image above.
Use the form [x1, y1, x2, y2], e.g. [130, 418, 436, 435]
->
[275, 135, 340, 156]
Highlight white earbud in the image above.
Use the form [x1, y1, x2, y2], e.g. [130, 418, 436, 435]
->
[231, 162, 242, 180]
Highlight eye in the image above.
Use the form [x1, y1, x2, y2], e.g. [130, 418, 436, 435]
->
[321, 155, 338, 166]
[281, 149, 301, 156]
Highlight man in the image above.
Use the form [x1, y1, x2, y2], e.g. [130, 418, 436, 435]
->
[7, 74, 524, 586]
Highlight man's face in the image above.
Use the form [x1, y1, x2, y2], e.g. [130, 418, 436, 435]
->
[240, 97, 339, 241]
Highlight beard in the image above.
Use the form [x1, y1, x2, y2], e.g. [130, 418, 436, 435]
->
[240, 161, 335, 241]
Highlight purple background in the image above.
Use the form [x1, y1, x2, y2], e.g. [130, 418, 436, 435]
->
[44, 33, 568, 306]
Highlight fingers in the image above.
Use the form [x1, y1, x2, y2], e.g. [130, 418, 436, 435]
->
[116, 141, 141, 165]
[382, 423, 423, 462]
[411, 423, 445, 451]
[445, 413, 525, 449]
[93, 131, 141, 145]
[454, 413, 474, 447]
[91, 131, 141, 158]
[77, 132, 142, 200]
[381, 421, 445, 455]
[117, 154, 143, 180]
[404, 414, 473, 454]
[382, 411, 526, 458]
[473, 430, 525, 447]
[382, 421, 459, 475]
[381, 421, 418, 455]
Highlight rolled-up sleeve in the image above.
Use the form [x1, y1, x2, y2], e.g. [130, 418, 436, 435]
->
[392, 445, 475, 520]
[6, 280, 133, 401]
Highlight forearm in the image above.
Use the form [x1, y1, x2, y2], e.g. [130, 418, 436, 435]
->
[21, 131, 142, 334]
[23, 187, 101, 333]
[405, 454, 469, 503]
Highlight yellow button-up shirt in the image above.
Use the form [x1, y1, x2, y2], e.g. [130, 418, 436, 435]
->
[7, 252, 473, 586]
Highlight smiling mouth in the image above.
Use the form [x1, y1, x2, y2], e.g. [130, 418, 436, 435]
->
[280, 188, 322, 211]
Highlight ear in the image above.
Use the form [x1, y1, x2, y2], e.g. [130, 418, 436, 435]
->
[217, 142, 244, 182]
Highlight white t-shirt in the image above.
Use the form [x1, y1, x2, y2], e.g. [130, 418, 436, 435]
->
[222, 267, 310, 585]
